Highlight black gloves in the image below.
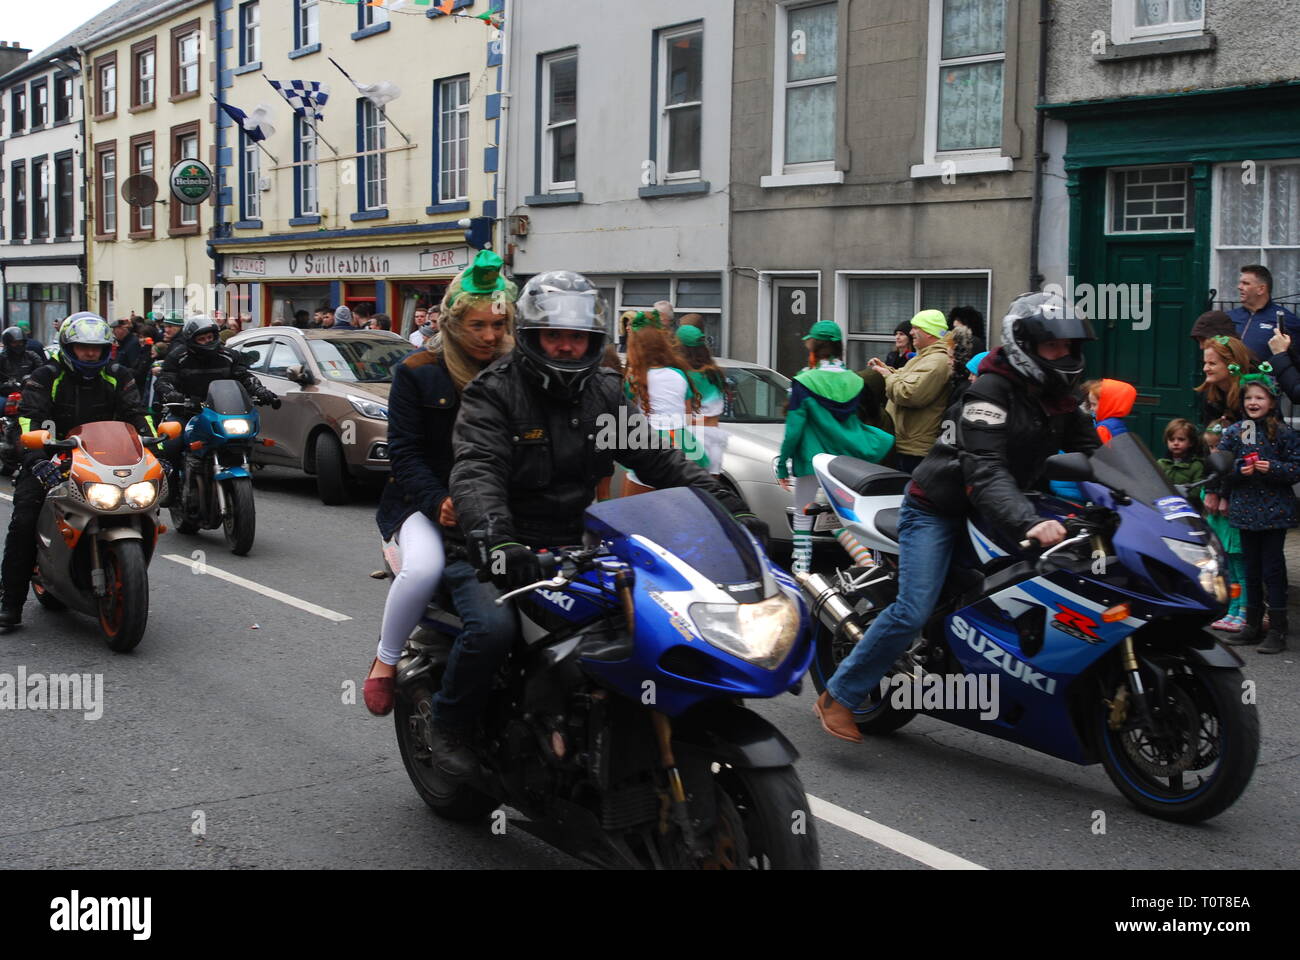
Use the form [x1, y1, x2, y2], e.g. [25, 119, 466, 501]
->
[256, 390, 281, 410]
[30, 458, 64, 490]
[734, 512, 770, 551]
[486, 541, 542, 592]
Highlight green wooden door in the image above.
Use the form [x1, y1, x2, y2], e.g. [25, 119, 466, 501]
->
[1093, 235, 1199, 452]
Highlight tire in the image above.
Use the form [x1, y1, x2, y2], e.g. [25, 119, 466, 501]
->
[712, 765, 820, 869]
[221, 477, 256, 556]
[314, 431, 352, 506]
[1092, 663, 1259, 823]
[169, 470, 200, 534]
[394, 690, 497, 822]
[97, 539, 149, 653]
[32, 578, 66, 611]
[810, 621, 916, 734]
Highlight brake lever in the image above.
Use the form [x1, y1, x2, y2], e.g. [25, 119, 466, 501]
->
[494, 574, 570, 607]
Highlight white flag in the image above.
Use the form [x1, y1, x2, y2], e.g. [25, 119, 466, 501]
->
[352, 79, 402, 109]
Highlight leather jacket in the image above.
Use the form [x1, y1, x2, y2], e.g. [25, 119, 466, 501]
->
[154, 343, 270, 406]
[19, 360, 153, 437]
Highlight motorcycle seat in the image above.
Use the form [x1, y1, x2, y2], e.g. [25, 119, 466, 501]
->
[875, 507, 900, 542]
[828, 457, 912, 497]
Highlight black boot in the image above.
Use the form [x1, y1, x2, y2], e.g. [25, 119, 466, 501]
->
[429, 723, 480, 781]
[1259, 608, 1288, 655]
[0, 598, 22, 630]
[1223, 607, 1264, 645]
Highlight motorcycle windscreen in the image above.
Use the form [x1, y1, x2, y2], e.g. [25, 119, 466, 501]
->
[1086, 432, 1199, 528]
[206, 379, 253, 415]
[585, 486, 762, 586]
[68, 421, 143, 465]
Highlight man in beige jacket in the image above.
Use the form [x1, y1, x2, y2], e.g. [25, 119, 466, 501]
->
[868, 309, 951, 472]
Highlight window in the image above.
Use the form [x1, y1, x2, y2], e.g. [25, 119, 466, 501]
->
[32, 157, 49, 239]
[173, 23, 200, 97]
[96, 143, 117, 236]
[6, 284, 70, 342]
[240, 2, 260, 65]
[10, 163, 26, 240]
[296, 0, 320, 49]
[96, 54, 116, 117]
[55, 154, 74, 238]
[542, 51, 577, 192]
[53, 75, 73, 122]
[1107, 165, 1194, 233]
[131, 135, 154, 233]
[437, 75, 470, 202]
[658, 26, 703, 179]
[361, 0, 389, 28]
[360, 99, 387, 211]
[295, 115, 319, 216]
[617, 276, 724, 347]
[10, 87, 25, 134]
[171, 125, 200, 230]
[31, 80, 47, 127]
[132, 38, 155, 108]
[1214, 160, 1300, 308]
[1112, 0, 1206, 44]
[840, 273, 989, 367]
[768, 1, 839, 182]
[242, 132, 261, 220]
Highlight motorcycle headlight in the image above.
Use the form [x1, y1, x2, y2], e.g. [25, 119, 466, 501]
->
[222, 418, 251, 436]
[84, 483, 123, 509]
[124, 481, 157, 509]
[689, 592, 800, 670]
[1162, 537, 1226, 602]
[347, 395, 388, 420]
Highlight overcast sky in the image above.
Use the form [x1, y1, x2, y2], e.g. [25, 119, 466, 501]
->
[4, 0, 120, 57]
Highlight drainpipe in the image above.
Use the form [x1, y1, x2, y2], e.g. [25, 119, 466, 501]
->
[494, 0, 513, 257]
[1028, 0, 1051, 292]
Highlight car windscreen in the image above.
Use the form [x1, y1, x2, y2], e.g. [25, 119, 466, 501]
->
[719, 366, 790, 423]
[307, 337, 412, 383]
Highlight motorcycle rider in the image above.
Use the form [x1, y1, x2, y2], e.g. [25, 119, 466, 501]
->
[442, 271, 767, 778]
[153, 318, 279, 501]
[0, 326, 42, 388]
[815, 292, 1100, 742]
[0, 314, 155, 629]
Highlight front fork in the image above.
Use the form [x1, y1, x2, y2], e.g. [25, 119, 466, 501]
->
[1107, 636, 1161, 734]
[651, 711, 702, 857]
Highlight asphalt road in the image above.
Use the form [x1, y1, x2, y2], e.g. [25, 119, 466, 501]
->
[0, 468, 1295, 871]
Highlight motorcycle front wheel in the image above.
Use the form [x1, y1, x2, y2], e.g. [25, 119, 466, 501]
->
[1092, 662, 1259, 823]
[709, 764, 820, 869]
[221, 477, 256, 556]
[97, 539, 149, 652]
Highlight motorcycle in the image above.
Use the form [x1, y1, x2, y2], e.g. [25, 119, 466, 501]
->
[0, 380, 24, 476]
[165, 380, 270, 556]
[798, 433, 1260, 823]
[22, 420, 174, 652]
[391, 486, 821, 869]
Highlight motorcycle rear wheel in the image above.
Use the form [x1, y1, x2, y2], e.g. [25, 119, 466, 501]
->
[1092, 663, 1259, 823]
[97, 540, 149, 653]
[221, 477, 256, 556]
[394, 691, 498, 822]
[811, 621, 916, 734]
[32, 579, 66, 611]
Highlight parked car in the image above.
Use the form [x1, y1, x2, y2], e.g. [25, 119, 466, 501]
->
[227, 327, 413, 504]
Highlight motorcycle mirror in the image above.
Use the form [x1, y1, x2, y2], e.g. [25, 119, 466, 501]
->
[20, 429, 50, 450]
[1207, 449, 1232, 477]
[1043, 452, 1093, 482]
[158, 421, 182, 440]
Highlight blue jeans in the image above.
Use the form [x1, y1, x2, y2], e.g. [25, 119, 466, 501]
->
[432, 559, 518, 731]
[827, 499, 963, 709]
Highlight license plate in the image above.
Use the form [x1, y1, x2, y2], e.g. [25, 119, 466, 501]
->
[813, 510, 840, 533]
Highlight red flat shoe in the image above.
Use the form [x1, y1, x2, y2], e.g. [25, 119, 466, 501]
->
[364, 658, 395, 716]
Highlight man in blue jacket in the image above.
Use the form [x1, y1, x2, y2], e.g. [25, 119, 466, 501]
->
[1231, 264, 1298, 363]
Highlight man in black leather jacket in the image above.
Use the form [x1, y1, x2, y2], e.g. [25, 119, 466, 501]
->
[815, 292, 1100, 743]
[0, 327, 42, 389]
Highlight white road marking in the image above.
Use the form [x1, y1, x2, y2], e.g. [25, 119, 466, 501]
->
[808, 794, 987, 870]
[162, 554, 352, 622]
[0, 492, 11, 501]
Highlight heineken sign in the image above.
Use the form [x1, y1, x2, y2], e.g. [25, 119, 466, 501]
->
[169, 159, 214, 204]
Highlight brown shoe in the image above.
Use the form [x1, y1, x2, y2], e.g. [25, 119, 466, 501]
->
[814, 691, 863, 743]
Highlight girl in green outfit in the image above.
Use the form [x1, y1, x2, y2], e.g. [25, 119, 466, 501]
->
[675, 325, 729, 475]
[777, 321, 894, 574]
[1200, 418, 1247, 632]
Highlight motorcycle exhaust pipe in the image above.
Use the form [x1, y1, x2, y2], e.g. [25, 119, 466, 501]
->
[795, 571, 865, 646]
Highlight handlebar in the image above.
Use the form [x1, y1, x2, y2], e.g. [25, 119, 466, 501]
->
[489, 545, 612, 606]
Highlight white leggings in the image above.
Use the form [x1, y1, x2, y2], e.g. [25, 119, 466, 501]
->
[790, 475, 821, 533]
[377, 512, 446, 666]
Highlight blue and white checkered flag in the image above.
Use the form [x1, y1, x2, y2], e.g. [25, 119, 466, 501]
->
[266, 79, 330, 121]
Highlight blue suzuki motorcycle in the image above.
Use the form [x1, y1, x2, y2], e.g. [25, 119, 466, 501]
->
[390, 487, 820, 868]
[801, 434, 1260, 823]
[166, 380, 267, 556]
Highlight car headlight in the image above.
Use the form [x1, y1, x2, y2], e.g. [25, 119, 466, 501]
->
[1162, 537, 1226, 602]
[84, 483, 123, 509]
[689, 592, 800, 669]
[347, 395, 388, 420]
[222, 418, 251, 436]
[124, 481, 157, 509]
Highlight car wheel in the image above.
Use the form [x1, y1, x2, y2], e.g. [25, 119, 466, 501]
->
[315, 431, 352, 505]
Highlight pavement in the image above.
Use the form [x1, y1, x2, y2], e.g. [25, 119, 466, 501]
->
[0, 469, 1295, 871]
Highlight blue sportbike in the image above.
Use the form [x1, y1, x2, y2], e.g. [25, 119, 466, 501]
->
[389, 487, 820, 869]
[166, 379, 269, 556]
[801, 434, 1260, 823]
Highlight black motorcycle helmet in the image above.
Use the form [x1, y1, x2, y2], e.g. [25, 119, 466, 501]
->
[514, 271, 608, 398]
[1, 326, 26, 356]
[182, 317, 222, 355]
[1001, 292, 1096, 394]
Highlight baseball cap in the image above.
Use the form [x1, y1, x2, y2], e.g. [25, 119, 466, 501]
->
[801, 320, 843, 342]
[676, 324, 706, 347]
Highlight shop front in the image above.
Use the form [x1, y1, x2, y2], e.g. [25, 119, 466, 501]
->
[0, 260, 84, 343]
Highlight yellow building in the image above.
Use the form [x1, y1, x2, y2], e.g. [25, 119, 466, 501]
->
[214, 0, 502, 334]
[84, 0, 216, 322]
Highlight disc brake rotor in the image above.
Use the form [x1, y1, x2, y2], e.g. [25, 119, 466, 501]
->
[1120, 684, 1200, 778]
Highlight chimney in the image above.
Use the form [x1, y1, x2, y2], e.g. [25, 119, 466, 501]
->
[0, 42, 31, 79]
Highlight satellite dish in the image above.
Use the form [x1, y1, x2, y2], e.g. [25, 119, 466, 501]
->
[121, 174, 159, 207]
